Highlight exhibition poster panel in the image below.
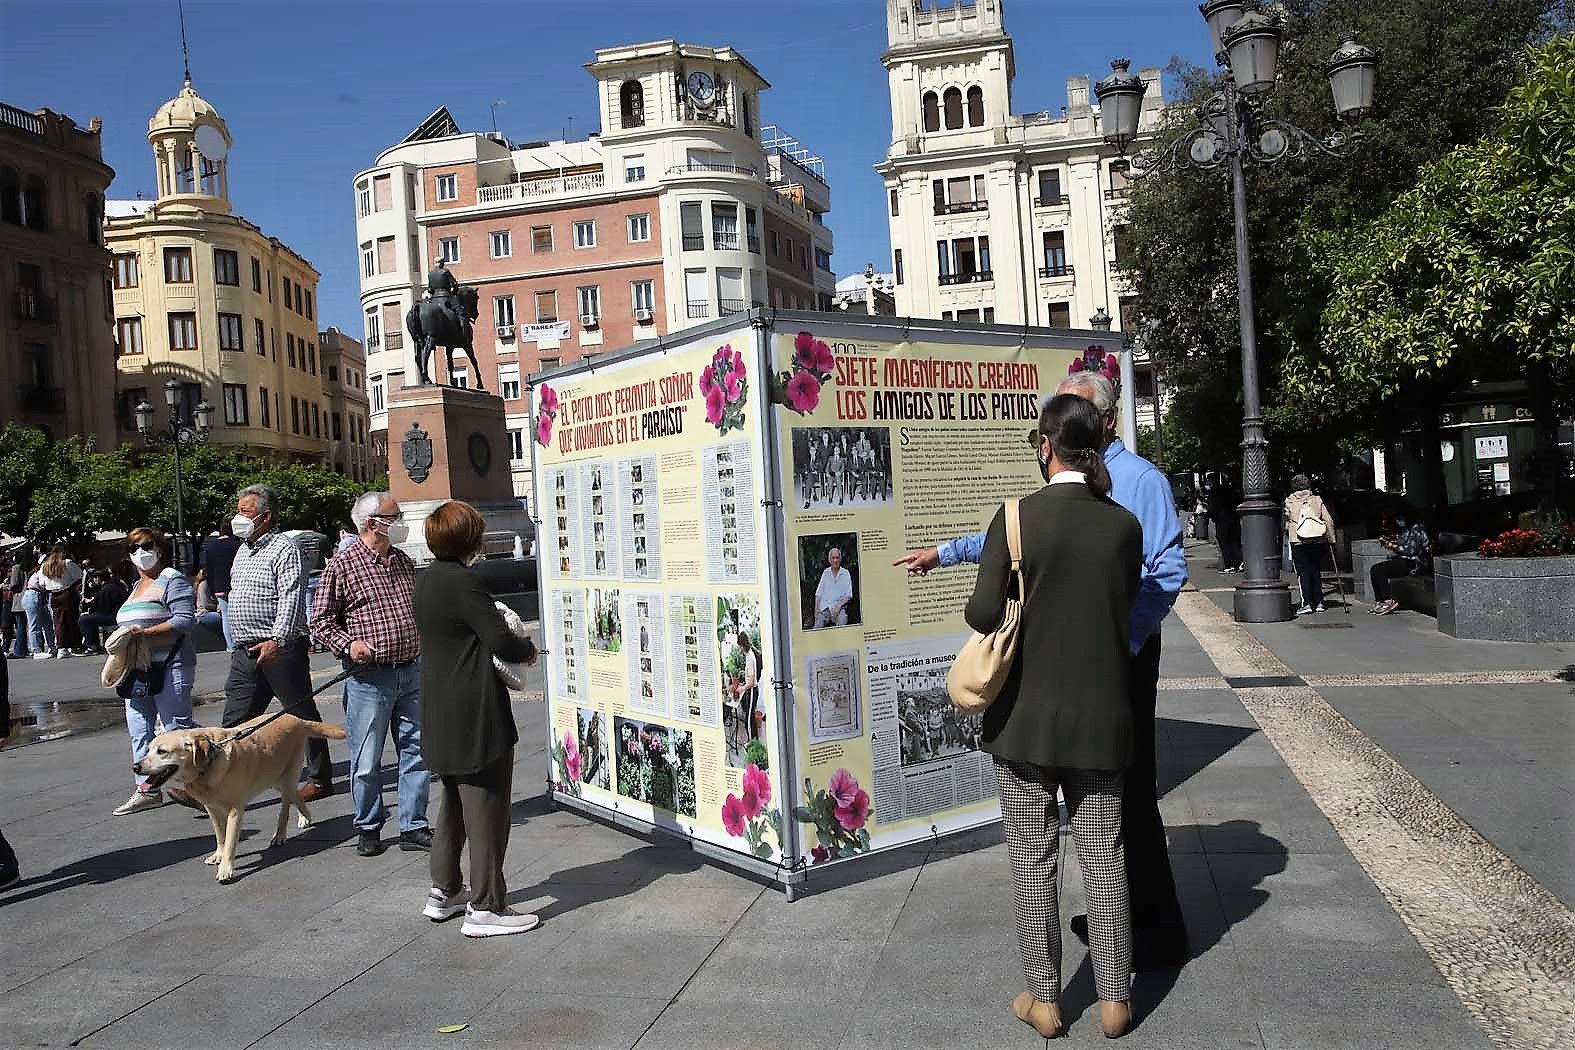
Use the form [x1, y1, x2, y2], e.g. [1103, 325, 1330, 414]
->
[770, 326, 1102, 864]
[532, 333, 785, 863]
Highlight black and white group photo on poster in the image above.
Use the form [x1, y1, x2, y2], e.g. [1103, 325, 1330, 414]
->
[790, 427, 893, 510]
[807, 650, 861, 742]
[797, 532, 861, 631]
[575, 707, 611, 791]
[717, 594, 764, 767]
[897, 665, 981, 767]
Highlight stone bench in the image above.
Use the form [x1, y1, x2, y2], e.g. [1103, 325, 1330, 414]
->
[1437, 552, 1575, 642]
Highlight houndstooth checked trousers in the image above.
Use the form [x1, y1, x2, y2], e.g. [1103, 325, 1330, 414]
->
[995, 758, 1131, 1003]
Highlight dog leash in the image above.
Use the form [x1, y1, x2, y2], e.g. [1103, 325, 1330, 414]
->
[195, 666, 356, 777]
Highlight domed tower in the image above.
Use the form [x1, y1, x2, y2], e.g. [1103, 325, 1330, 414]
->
[147, 77, 232, 211]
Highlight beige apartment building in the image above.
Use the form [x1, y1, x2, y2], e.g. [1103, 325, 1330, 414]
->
[876, 0, 1164, 332]
[353, 39, 837, 497]
[317, 327, 378, 483]
[107, 79, 332, 465]
[0, 101, 118, 447]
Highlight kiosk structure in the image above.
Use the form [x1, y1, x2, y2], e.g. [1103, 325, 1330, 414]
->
[530, 310, 1136, 897]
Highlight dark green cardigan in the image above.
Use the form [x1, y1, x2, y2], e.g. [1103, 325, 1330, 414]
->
[964, 483, 1143, 772]
[414, 559, 537, 776]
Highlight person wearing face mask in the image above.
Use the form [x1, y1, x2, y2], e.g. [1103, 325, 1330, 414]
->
[111, 528, 201, 815]
[222, 484, 336, 800]
[309, 491, 430, 857]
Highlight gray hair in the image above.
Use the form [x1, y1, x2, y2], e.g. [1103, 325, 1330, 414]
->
[237, 483, 279, 517]
[1055, 372, 1119, 415]
[351, 491, 393, 529]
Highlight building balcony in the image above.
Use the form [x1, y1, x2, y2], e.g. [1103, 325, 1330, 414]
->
[1033, 194, 1069, 208]
[667, 162, 759, 178]
[747, 235, 761, 253]
[0, 102, 44, 136]
[686, 300, 709, 319]
[475, 171, 607, 206]
[1104, 187, 1131, 200]
[15, 290, 56, 323]
[712, 234, 740, 251]
[934, 200, 988, 216]
[938, 270, 993, 286]
[384, 330, 403, 351]
[1038, 264, 1074, 279]
[20, 384, 65, 413]
[682, 234, 705, 251]
[718, 298, 748, 316]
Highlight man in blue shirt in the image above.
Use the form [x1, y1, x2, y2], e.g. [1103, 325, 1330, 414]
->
[895, 371, 1190, 970]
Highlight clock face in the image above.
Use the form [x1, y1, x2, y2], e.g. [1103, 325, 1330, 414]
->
[686, 71, 716, 104]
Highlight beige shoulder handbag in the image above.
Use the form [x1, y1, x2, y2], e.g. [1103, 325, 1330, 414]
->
[946, 498, 1023, 716]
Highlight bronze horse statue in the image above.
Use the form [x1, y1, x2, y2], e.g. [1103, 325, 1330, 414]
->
[406, 286, 483, 389]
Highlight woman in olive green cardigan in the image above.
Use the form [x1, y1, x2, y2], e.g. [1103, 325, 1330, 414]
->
[964, 394, 1142, 1039]
[414, 501, 538, 938]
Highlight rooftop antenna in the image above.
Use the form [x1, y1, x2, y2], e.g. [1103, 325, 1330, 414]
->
[177, 0, 192, 84]
[489, 98, 505, 133]
[564, 115, 574, 142]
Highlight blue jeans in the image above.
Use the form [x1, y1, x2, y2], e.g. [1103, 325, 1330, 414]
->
[343, 659, 430, 833]
[127, 659, 198, 788]
[22, 590, 53, 654]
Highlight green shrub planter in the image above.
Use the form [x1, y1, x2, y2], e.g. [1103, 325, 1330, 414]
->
[1436, 553, 1575, 643]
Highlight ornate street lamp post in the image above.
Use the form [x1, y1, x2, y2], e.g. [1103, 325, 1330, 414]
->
[1094, 7, 1376, 622]
[134, 378, 212, 571]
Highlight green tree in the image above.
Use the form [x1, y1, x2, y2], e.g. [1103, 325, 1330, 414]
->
[0, 424, 54, 536]
[1289, 36, 1575, 512]
[1123, 0, 1570, 482]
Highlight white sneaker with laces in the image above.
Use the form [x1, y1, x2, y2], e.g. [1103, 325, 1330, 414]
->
[31, 653, 52, 660]
[1314, 604, 1327, 613]
[113, 790, 164, 816]
[423, 885, 470, 922]
[461, 906, 540, 938]
[1295, 605, 1314, 616]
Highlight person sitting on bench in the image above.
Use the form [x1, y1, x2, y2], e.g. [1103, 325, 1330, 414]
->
[1371, 518, 1430, 616]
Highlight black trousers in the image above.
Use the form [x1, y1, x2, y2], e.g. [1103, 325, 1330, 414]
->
[1126, 635, 1186, 939]
[1369, 558, 1417, 603]
[78, 611, 116, 650]
[0, 827, 15, 875]
[223, 637, 333, 785]
[1291, 543, 1328, 607]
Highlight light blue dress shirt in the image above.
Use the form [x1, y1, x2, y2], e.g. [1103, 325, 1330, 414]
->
[937, 438, 1188, 653]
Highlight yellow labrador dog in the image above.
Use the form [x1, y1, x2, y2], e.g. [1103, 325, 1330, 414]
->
[132, 714, 347, 883]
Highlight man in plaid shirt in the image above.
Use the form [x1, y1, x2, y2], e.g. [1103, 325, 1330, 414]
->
[224, 484, 336, 797]
[310, 491, 430, 857]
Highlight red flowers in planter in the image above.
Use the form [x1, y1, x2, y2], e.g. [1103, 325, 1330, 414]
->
[1477, 520, 1575, 558]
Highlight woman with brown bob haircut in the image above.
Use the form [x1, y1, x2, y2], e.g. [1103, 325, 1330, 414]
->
[111, 527, 201, 815]
[412, 501, 540, 938]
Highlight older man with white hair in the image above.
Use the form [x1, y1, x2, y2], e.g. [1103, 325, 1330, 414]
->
[309, 491, 430, 857]
[894, 371, 1191, 971]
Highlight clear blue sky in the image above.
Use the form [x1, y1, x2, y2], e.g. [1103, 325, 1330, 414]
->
[1, 1, 1213, 334]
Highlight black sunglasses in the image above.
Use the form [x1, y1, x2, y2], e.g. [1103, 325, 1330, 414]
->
[130, 542, 160, 553]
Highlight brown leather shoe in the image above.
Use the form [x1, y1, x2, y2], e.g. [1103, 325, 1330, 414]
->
[1011, 991, 1063, 1038]
[1099, 999, 1131, 1038]
[296, 781, 332, 803]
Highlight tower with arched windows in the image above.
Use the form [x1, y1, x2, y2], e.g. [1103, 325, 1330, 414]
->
[147, 78, 233, 210]
[877, 0, 1163, 331]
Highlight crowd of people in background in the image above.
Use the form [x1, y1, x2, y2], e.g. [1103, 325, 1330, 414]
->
[1, 483, 541, 939]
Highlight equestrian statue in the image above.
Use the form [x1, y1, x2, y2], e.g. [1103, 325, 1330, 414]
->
[407, 260, 484, 389]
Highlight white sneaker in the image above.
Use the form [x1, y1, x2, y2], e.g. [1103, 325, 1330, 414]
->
[461, 906, 539, 938]
[56, 650, 74, 659]
[113, 790, 164, 815]
[1295, 605, 1314, 616]
[31, 653, 52, 660]
[1314, 604, 1327, 614]
[423, 885, 470, 922]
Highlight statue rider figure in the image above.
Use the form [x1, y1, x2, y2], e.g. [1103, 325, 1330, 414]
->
[427, 259, 460, 311]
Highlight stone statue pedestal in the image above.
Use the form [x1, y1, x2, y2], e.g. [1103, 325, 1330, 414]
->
[387, 383, 533, 564]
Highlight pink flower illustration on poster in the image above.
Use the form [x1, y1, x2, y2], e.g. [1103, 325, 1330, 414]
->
[772, 331, 836, 415]
[720, 763, 782, 859]
[793, 768, 873, 863]
[534, 383, 561, 447]
[551, 727, 582, 798]
[699, 343, 748, 435]
[1066, 346, 1121, 390]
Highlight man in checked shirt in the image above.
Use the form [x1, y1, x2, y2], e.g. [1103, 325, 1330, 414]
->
[224, 484, 336, 798]
[310, 491, 431, 857]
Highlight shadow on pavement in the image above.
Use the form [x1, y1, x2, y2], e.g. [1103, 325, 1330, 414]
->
[504, 843, 704, 923]
[0, 830, 251, 908]
[1058, 819, 1288, 1033]
[1156, 718, 1258, 799]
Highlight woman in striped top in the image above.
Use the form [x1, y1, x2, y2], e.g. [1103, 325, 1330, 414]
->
[112, 528, 200, 816]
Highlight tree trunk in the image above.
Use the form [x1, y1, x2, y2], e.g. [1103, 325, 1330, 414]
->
[1525, 361, 1566, 515]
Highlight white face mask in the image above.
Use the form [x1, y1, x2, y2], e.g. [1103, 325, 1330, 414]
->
[129, 548, 161, 572]
[232, 513, 258, 540]
[385, 521, 409, 545]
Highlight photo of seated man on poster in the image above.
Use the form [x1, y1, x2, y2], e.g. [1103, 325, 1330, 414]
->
[798, 533, 860, 631]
